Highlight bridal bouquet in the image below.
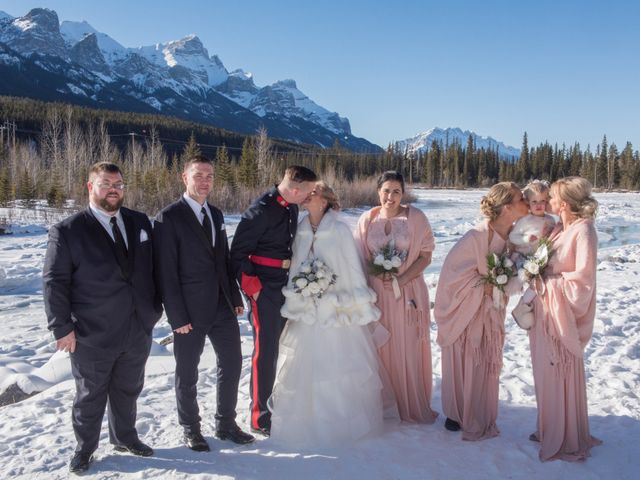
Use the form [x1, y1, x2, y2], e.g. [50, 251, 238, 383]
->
[477, 252, 518, 309]
[291, 258, 337, 300]
[518, 238, 553, 284]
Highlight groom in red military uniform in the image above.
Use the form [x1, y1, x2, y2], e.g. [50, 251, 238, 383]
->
[230, 165, 316, 435]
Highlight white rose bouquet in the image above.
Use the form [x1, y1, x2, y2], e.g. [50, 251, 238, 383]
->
[291, 258, 337, 301]
[477, 251, 518, 309]
[368, 240, 407, 277]
[518, 238, 554, 284]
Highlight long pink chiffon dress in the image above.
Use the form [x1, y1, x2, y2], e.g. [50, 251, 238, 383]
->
[434, 220, 507, 441]
[355, 205, 438, 423]
[529, 218, 602, 461]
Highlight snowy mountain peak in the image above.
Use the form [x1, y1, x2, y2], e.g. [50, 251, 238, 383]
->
[0, 7, 375, 151]
[397, 127, 520, 159]
[275, 79, 297, 89]
[1, 8, 65, 57]
[15, 8, 59, 33]
[0, 10, 15, 23]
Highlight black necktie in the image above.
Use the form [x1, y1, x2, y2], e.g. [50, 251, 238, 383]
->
[110, 216, 130, 277]
[201, 207, 213, 247]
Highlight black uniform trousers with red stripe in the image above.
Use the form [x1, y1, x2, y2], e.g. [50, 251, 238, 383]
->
[248, 277, 288, 430]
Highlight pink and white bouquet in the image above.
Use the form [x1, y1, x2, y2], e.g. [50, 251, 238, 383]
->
[477, 252, 518, 309]
[291, 258, 337, 300]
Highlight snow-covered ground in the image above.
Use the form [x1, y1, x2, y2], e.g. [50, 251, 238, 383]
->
[0, 190, 638, 479]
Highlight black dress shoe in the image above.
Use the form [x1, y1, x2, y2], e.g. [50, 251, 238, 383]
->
[113, 440, 154, 457]
[215, 425, 255, 445]
[444, 417, 461, 432]
[69, 452, 93, 474]
[250, 425, 271, 437]
[184, 431, 210, 452]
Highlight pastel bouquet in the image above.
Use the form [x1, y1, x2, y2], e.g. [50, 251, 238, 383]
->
[291, 258, 337, 300]
[518, 238, 553, 284]
[477, 252, 518, 309]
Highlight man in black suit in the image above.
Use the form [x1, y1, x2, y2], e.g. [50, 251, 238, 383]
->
[43, 162, 163, 474]
[230, 165, 317, 436]
[153, 156, 253, 452]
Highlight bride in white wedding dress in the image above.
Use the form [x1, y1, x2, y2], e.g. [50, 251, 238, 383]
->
[269, 181, 385, 448]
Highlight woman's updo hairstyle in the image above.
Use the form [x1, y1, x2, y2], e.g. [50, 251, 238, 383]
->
[480, 182, 519, 221]
[551, 176, 598, 219]
[377, 170, 405, 193]
[315, 181, 341, 212]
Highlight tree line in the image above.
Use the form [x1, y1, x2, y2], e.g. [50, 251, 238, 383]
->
[1, 100, 638, 216]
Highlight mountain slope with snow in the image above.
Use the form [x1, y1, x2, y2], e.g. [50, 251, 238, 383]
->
[0, 8, 379, 152]
[397, 127, 521, 159]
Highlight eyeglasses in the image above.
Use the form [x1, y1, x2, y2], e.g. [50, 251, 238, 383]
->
[95, 182, 125, 191]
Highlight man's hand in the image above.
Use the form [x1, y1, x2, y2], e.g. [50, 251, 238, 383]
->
[234, 306, 244, 316]
[56, 331, 76, 353]
[174, 324, 193, 334]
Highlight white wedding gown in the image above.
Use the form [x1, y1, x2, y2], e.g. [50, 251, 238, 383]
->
[269, 210, 384, 448]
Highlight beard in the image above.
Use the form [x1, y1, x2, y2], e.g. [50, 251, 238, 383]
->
[99, 195, 124, 212]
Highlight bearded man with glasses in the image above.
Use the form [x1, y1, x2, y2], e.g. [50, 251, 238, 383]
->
[43, 161, 163, 474]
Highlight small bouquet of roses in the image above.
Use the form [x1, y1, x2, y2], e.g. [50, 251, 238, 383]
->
[369, 240, 407, 277]
[369, 240, 407, 299]
[518, 238, 553, 284]
[291, 258, 337, 301]
[477, 252, 518, 309]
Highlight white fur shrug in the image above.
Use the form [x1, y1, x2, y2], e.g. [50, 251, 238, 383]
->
[280, 209, 380, 327]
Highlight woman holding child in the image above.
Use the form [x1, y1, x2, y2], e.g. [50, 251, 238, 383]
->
[434, 182, 528, 440]
[527, 176, 601, 461]
[355, 171, 438, 423]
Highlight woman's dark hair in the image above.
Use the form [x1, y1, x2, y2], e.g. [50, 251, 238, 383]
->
[377, 170, 405, 193]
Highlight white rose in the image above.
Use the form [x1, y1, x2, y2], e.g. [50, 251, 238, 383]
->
[374, 254, 385, 266]
[315, 269, 325, 279]
[524, 260, 540, 276]
[301, 263, 312, 274]
[496, 274, 508, 285]
[391, 256, 402, 268]
[534, 245, 548, 263]
[301, 287, 312, 297]
[503, 258, 514, 268]
[295, 277, 308, 289]
[308, 282, 321, 294]
[318, 277, 329, 290]
[382, 259, 393, 270]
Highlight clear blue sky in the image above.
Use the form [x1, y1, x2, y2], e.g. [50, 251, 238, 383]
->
[1, 0, 639, 150]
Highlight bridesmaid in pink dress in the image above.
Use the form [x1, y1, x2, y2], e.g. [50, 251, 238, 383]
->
[529, 176, 602, 461]
[355, 171, 438, 423]
[434, 182, 528, 440]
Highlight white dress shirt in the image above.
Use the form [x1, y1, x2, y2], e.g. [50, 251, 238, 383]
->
[183, 193, 216, 247]
[90, 203, 128, 248]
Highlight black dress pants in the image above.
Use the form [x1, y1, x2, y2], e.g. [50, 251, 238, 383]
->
[69, 319, 152, 454]
[173, 301, 242, 434]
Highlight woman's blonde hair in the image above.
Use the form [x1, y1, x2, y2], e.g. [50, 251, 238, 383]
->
[315, 181, 341, 212]
[480, 182, 519, 221]
[523, 179, 550, 200]
[551, 176, 598, 219]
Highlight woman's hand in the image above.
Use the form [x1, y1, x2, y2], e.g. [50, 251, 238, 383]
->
[484, 283, 493, 297]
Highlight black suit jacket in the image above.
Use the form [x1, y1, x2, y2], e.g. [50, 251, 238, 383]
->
[43, 207, 163, 349]
[153, 198, 243, 330]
